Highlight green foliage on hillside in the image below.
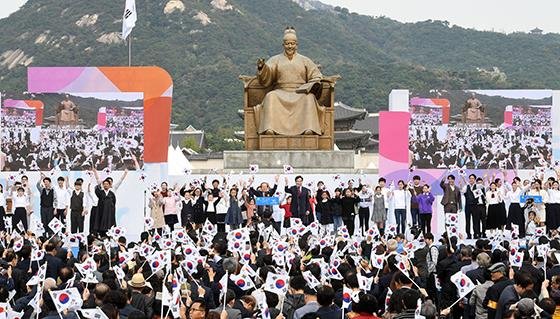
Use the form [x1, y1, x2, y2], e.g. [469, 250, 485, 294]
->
[0, 0, 558, 151]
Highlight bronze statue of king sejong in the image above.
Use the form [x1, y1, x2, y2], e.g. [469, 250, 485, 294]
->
[253, 27, 326, 136]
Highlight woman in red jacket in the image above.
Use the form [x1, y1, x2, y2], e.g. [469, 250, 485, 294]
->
[280, 195, 292, 228]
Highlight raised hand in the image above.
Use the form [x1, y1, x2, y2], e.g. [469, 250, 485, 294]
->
[257, 58, 266, 70]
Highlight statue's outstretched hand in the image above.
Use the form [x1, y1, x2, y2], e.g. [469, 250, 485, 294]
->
[257, 58, 266, 70]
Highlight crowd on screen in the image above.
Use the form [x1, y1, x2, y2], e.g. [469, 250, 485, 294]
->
[409, 108, 442, 126]
[1, 168, 560, 319]
[512, 108, 551, 127]
[1, 109, 36, 128]
[409, 126, 552, 170]
[106, 108, 144, 130]
[1, 128, 143, 171]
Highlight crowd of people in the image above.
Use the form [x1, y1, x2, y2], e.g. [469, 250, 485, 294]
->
[409, 126, 552, 170]
[512, 107, 551, 127]
[106, 108, 144, 130]
[1, 168, 560, 319]
[1, 128, 143, 171]
[409, 107, 443, 126]
[1, 108, 36, 128]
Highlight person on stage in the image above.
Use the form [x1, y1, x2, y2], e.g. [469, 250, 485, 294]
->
[36, 173, 54, 236]
[247, 175, 279, 219]
[92, 169, 128, 236]
[87, 181, 99, 236]
[0, 184, 6, 232]
[440, 174, 462, 215]
[148, 189, 164, 234]
[284, 175, 312, 225]
[69, 179, 87, 233]
[11, 186, 30, 232]
[545, 179, 560, 231]
[162, 188, 180, 230]
[461, 174, 478, 239]
[506, 177, 526, 237]
[53, 176, 69, 231]
[94, 178, 116, 236]
[486, 182, 506, 233]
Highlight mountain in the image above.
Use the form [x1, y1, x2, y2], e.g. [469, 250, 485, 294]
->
[1, 0, 559, 150]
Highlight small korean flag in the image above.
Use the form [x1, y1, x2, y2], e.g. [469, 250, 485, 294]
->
[249, 164, 259, 174]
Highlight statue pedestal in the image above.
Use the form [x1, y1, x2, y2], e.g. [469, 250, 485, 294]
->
[258, 135, 333, 150]
[223, 150, 355, 174]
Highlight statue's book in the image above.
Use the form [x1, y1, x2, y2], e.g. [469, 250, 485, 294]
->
[296, 82, 322, 99]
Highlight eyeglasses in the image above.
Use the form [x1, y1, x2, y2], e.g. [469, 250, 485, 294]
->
[189, 308, 204, 312]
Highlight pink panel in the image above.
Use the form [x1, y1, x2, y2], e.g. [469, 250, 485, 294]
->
[379, 111, 410, 162]
[97, 111, 107, 127]
[62, 68, 120, 93]
[27, 67, 85, 92]
[504, 111, 512, 125]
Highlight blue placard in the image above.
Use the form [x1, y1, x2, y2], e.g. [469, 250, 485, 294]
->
[520, 195, 543, 204]
[255, 197, 280, 206]
[71, 246, 80, 259]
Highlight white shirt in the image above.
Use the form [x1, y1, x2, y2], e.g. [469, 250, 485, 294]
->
[506, 188, 522, 204]
[0, 192, 5, 207]
[393, 189, 407, 209]
[88, 187, 99, 208]
[526, 220, 537, 235]
[54, 186, 69, 209]
[13, 194, 29, 208]
[381, 187, 389, 204]
[486, 190, 502, 205]
[548, 189, 560, 204]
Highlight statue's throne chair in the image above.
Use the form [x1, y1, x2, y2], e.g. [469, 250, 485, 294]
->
[239, 75, 339, 150]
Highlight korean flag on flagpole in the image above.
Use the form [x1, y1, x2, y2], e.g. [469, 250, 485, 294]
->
[121, 0, 137, 40]
[450, 271, 475, 298]
[49, 288, 83, 312]
[230, 273, 256, 291]
[264, 273, 289, 295]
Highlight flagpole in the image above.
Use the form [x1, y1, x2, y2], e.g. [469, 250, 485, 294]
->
[222, 271, 229, 312]
[128, 34, 132, 66]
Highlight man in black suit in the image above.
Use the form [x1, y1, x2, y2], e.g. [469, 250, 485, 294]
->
[43, 242, 63, 280]
[440, 174, 462, 215]
[461, 174, 477, 239]
[285, 175, 311, 225]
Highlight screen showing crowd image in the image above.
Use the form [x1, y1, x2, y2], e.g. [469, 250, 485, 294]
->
[408, 90, 552, 170]
[0, 92, 144, 171]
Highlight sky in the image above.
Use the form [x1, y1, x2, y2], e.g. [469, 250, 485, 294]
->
[1, 0, 558, 33]
[0, 0, 26, 19]
[470, 90, 552, 100]
[72, 92, 144, 101]
[320, 0, 560, 34]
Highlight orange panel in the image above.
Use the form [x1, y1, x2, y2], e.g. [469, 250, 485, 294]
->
[97, 67, 173, 163]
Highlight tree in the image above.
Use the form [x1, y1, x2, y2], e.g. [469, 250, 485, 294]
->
[181, 137, 201, 153]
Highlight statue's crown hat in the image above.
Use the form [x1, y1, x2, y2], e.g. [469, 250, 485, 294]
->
[283, 26, 297, 41]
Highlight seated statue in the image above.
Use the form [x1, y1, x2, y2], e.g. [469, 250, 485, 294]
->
[253, 27, 325, 136]
[462, 93, 485, 123]
[56, 94, 79, 126]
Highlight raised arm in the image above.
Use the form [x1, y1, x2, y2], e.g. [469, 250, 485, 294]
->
[113, 169, 128, 191]
[284, 176, 292, 194]
[268, 175, 279, 196]
[92, 168, 101, 185]
[36, 172, 45, 192]
[439, 178, 446, 190]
